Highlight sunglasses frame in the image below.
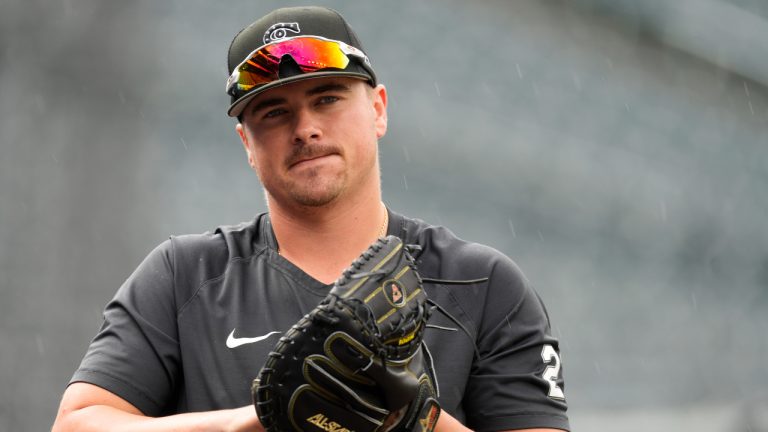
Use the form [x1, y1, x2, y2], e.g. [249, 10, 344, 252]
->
[226, 36, 371, 98]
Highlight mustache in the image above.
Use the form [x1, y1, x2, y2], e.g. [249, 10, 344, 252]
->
[285, 144, 342, 167]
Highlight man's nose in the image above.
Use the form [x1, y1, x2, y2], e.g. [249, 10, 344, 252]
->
[292, 109, 322, 145]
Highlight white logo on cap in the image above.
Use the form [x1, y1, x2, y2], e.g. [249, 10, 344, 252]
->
[263, 22, 301, 43]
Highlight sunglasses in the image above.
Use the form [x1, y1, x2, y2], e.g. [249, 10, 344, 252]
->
[226, 36, 371, 99]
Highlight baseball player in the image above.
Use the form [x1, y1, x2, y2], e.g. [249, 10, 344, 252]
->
[52, 6, 569, 432]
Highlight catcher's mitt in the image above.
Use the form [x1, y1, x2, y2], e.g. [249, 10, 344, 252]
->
[253, 235, 440, 432]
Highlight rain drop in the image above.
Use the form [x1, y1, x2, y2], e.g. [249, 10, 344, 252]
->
[36, 335, 45, 355]
[572, 72, 581, 91]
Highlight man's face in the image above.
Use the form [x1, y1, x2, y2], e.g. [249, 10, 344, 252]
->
[237, 77, 388, 209]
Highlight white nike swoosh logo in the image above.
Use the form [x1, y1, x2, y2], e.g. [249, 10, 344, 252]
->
[226, 329, 281, 349]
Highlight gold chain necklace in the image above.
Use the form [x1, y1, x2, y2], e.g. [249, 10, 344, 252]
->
[378, 209, 389, 238]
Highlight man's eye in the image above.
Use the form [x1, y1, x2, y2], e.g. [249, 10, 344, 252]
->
[263, 108, 287, 119]
[318, 96, 339, 105]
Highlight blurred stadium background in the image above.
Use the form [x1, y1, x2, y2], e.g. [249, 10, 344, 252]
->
[1, 1, 767, 430]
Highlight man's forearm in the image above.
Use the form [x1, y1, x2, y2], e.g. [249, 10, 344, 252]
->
[52, 404, 260, 432]
[433, 412, 567, 432]
[434, 411, 472, 432]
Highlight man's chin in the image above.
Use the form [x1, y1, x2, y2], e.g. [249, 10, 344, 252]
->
[291, 195, 338, 207]
[286, 186, 344, 208]
[265, 175, 347, 209]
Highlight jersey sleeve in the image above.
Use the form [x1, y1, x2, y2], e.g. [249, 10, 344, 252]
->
[70, 239, 182, 416]
[463, 255, 570, 432]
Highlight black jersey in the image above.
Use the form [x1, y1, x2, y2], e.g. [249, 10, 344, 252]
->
[71, 210, 569, 431]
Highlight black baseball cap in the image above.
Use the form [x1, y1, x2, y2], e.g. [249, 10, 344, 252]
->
[226, 6, 377, 118]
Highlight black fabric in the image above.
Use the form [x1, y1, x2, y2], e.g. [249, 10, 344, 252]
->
[70, 210, 570, 431]
[226, 6, 377, 117]
[227, 7, 368, 73]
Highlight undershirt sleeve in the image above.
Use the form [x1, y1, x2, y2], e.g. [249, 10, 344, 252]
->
[70, 239, 181, 416]
[463, 256, 570, 432]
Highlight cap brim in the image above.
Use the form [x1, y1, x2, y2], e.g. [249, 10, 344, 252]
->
[227, 71, 373, 118]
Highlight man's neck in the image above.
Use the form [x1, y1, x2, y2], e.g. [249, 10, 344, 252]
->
[267, 192, 388, 284]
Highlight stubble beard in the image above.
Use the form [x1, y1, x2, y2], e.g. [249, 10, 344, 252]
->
[259, 142, 378, 210]
[279, 144, 347, 207]
[283, 167, 347, 207]
[258, 161, 348, 209]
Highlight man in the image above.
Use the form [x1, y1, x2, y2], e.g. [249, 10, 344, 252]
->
[52, 6, 569, 432]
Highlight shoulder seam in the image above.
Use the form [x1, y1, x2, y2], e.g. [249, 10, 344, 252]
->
[169, 237, 178, 313]
[176, 245, 269, 318]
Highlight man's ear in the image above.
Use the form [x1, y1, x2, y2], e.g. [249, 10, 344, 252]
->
[372, 84, 388, 139]
[236, 123, 256, 168]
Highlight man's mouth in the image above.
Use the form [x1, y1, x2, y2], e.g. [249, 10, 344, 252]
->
[291, 154, 332, 167]
[287, 146, 340, 169]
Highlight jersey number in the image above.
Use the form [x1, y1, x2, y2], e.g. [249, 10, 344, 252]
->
[541, 344, 565, 400]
